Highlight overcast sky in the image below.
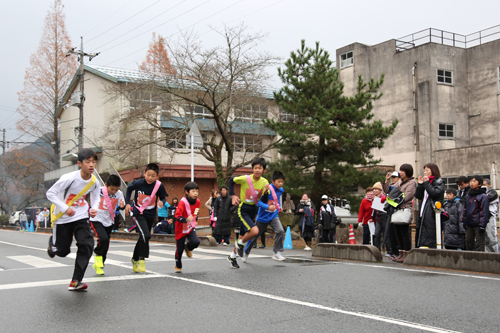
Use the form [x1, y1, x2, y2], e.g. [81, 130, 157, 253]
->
[1, 0, 498, 141]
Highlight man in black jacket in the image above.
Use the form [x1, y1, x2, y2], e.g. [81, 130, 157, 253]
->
[456, 176, 470, 205]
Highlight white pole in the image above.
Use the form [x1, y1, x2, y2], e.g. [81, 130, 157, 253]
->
[190, 133, 194, 182]
[435, 205, 442, 249]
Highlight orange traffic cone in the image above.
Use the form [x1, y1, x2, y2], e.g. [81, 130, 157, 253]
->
[348, 224, 356, 244]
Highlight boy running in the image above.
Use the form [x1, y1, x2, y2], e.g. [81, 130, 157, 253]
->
[244, 170, 285, 262]
[89, 175, 125, 275]
[227, 158, 269, 269]
[46, 149, 101, 291]
[174, 181, 201, 273]
[125, 163, 168, 273]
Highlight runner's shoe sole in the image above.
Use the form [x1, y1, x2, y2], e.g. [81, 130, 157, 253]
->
[227, 255, 239, 269]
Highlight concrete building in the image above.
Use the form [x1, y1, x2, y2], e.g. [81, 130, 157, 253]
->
[337, 25, 500, 188]
[45, 64, 278, 218]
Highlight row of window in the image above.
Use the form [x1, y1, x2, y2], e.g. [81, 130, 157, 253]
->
[340, 51, 500, 91]
[166, 133, 263, 153]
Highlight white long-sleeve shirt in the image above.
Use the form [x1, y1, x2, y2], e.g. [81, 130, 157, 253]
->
[46, 170, 101, 224]
[89, 189, 124, 227]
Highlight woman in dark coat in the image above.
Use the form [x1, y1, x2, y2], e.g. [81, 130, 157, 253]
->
[295, 194, 316, 250]
[415, 163, 445, 249]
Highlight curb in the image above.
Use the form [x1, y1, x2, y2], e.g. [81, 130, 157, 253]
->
[312, 243, 383, 262]
[404, 248, 500, 274]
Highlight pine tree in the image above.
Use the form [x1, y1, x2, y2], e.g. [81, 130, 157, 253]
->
[264, 40, 398, 209]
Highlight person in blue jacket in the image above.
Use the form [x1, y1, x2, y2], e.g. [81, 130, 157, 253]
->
[243, 170, 286, 262]
[462, 175, 489, 251]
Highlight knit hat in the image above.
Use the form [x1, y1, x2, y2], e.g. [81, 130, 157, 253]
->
[372, 182, 383, 191]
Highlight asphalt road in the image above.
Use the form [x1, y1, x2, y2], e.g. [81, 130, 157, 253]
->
[0, 229, 498, 333]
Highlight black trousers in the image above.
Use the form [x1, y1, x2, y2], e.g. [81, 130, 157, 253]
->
[465, 226, 485, 251]
[321, 227, 336, 243]
[90, 221, 113, 263]
[394, 224, 411, 251]
[388, 223, 399, 255]
[113, 214, 121, 230]
[52, 219, 94, 281]
[175, 230, 200, 269]
[132, 215, 154, 261]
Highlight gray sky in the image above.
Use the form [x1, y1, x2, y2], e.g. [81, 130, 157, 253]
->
[1, 0, 498, 142]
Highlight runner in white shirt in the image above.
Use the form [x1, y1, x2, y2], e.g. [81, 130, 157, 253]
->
[89, 174, 125, 275]
[46, 148, 101, 291]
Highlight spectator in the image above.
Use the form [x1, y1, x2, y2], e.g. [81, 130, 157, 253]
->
[358, 187, 374, 245]
[456, 176, 470, 205]
[29, 205, 37, 231]
[42, 207, 50, 227]
[383, 163, 417, 263]
[36, 209, 44, 228]
[157, 199, 171, 226]
[213, 185, 237, 245]
[483, 179, 499, 252]
[319, 195, 338, 243]
[154, 216, 174, 234]
[19, 211, 28, 231]
[390, 171, 400, 189]
[205, 189, 219, 232]
[462, 175, 489, 251]
[415, 163, 445, 249]
[371, 182, 391, 255]
[168, 197, 179, 217]
[295, 194, 315, 251]
[442, 189, 465, 250]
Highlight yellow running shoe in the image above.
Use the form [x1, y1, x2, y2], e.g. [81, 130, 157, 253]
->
[138, 259, 146, 272]
[93, 262, 104, 275]
[185, 249, 192, 258]
[131, 258, 139, 273]
[175, 265, 182, 273]
[94, 255, 104, 268]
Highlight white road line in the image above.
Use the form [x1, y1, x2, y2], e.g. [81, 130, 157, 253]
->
[0, 240, 46, 252]
[0, 273, 162, 290]
[65, 253, 124, 266]
[107, 250, 174, 262]
[150, 249, 215, 260]
[6, 255, 67, 268]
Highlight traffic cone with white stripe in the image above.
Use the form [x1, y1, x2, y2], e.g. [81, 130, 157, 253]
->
[348, 224, 356, 244]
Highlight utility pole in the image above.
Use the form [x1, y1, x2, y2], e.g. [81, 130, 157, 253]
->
[66, 37, 99, 151]
[2, 129, 5, 187]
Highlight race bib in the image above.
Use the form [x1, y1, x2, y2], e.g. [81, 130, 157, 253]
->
[66, 194, 87, 207]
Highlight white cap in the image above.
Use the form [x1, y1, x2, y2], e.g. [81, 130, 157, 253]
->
[391, 171, 400, 177]
[321, 195, 329, 200]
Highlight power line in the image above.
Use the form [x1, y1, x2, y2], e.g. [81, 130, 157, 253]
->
[105, 0, 246, 67]
[82, 0, 135, 37]
[9, 112, 52, 143]
[94, 0, 210, 54]
[0, 104, 16, 111]
[85, 0, 164, 44]
[108, 0, 284, 68]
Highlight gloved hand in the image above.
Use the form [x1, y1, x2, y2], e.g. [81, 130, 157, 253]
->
[479, 226, 486, 233]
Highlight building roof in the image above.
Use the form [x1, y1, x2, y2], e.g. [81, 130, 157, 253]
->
[161, 116, 275, 136]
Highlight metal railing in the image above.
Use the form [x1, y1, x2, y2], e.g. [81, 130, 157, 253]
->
[396, 24, 500, 52]
[108, 161, 128, 220]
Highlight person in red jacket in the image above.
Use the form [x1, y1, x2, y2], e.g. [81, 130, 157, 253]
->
[358, 187, 374, 244]
[174, 181, 201, 273]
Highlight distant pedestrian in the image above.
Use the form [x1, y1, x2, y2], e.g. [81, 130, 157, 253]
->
[205, 189, 219, 232]
[483, 179, 499, 253]
[462, 175, 489, 251]
[319, 195, 338, 243]
[456, 176, 471, 205]
[358, 187, 374, 245]
[213, 185, 237, 245]
[442, 189, 465, 250]
[19, 211, 28, 231]
[154, 216, 174, 235]
[371, 182, 390, 254]
[37, 209, 45, 228]
[295, 193, 315, 250]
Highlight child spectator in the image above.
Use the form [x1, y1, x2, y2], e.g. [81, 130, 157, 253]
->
[37, 209, 45, 228]
[125, 163, 168, 273]
[456, 176, 470, 205]
[295, 194, 316, 251]
[174, 182, 201, 272]
[19, 211, 28, 231]
[442, 189, 465, 250]
[89, 175, 125, 275]
[358, 187, 374, 245]
[168, 197, 179, 217]
[371, 182, 390, 253]
[227, 158, 269, 268]
[46, 148, 101, 291]
[462, 175, 489, 251]
[319, 195, 338, 244]
[154, 216, 174, 235]
[245, 171, 286, 262]
[213, 185, 237, 245]
[157, 199, 171, 226]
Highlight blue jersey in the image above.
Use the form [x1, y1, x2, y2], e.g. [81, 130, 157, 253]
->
[256, 184, 284, 223]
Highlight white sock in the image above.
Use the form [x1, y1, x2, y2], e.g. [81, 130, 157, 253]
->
[230, 251, 237, 259]
[237, 239, 244, 246]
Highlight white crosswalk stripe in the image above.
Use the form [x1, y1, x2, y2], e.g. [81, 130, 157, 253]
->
[7, 255, 68, 268]
[107, 250, 174, 262]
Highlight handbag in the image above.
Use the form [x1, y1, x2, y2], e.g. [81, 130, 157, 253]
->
[391, 208, 412, 225]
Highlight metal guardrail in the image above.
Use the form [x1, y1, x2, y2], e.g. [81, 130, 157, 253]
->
[396, 25, 500, 52]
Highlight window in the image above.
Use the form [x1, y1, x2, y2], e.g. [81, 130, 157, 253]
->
[340, 51, 353, 68]
[246, 138, 262, 153]
[279, 107, 297, 122]
[498, 67, 500, 93]
[233, 136, 244, 152]
[166, 130, 185, 149]
[439, 124, 455, 139]
[443, 177, 458, 190]
[235, 105, 268, 123]
[437, 69, 453, 85]
[186, 105, 211, 119]
[130, 92, 170, 111]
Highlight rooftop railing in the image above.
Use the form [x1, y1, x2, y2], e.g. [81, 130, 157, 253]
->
[395, 24, 500, 52]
